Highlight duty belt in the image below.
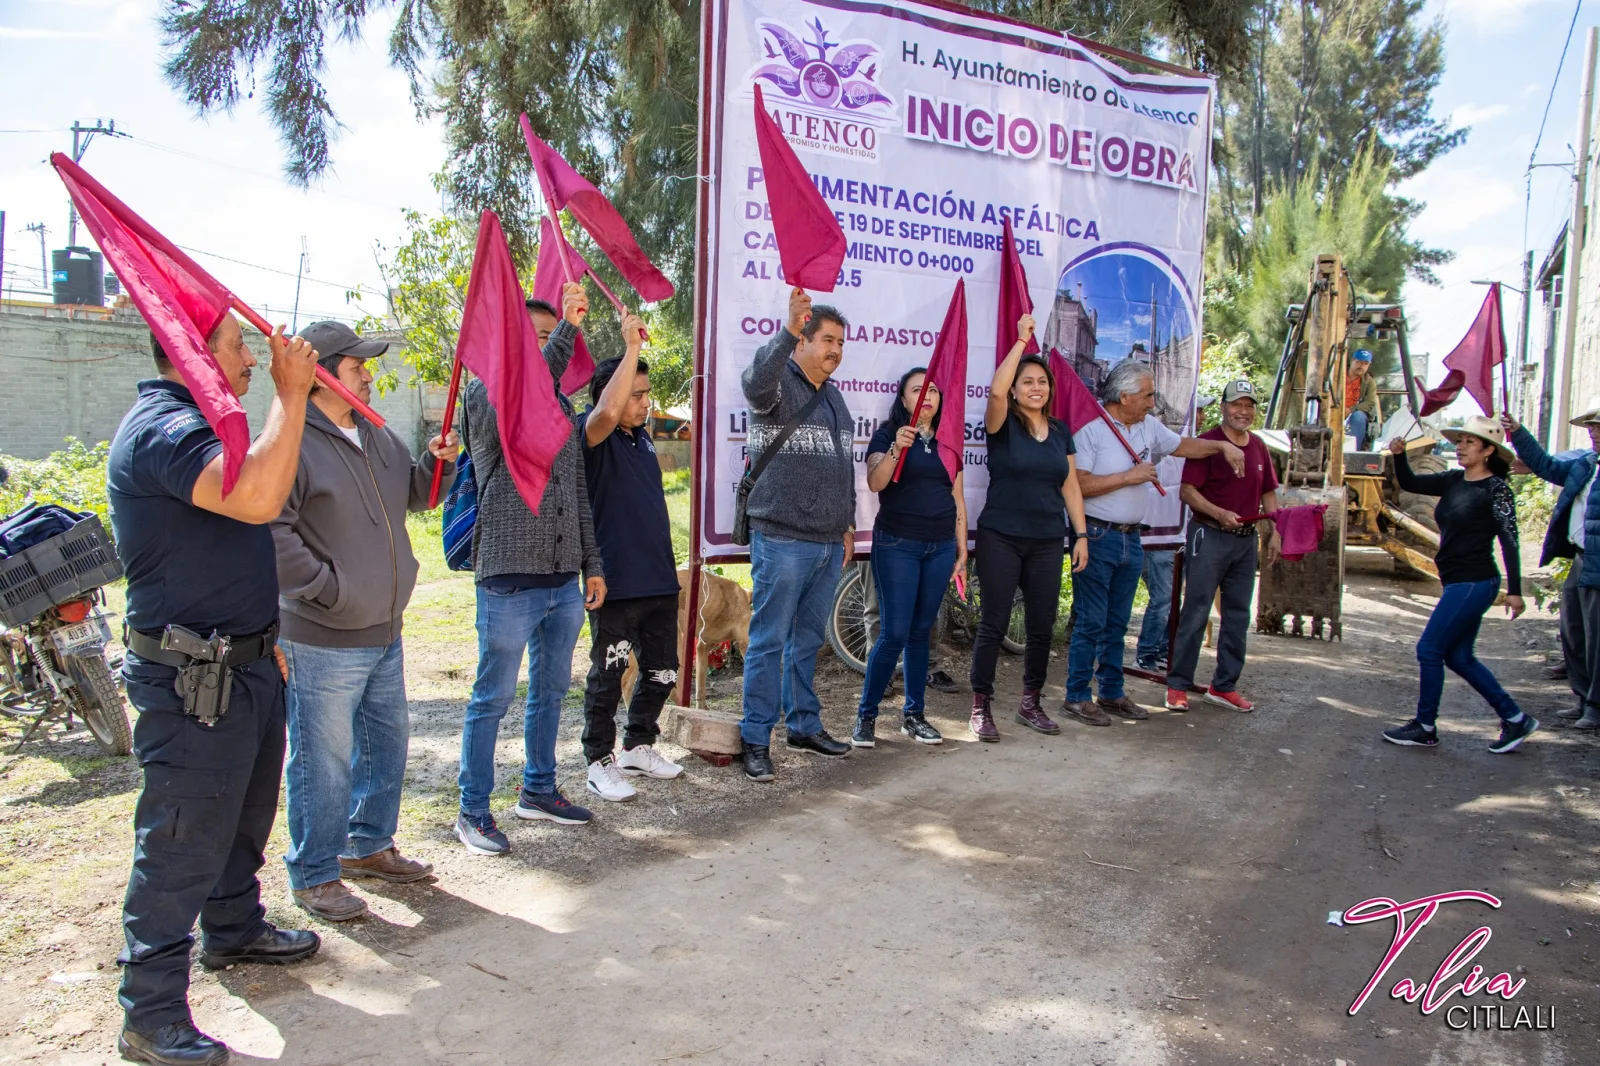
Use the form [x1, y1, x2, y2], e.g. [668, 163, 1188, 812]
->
[123, 623, 279, 668]
[123, 622, 279, 727]
[1087, 516, 1146, 534]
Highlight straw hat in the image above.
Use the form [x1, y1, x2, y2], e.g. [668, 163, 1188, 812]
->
[1440, 414, 1515, 466]
[1570, 401, 1600, 428]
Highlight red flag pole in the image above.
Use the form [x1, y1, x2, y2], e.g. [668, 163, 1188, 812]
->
[229, 298, 387, 428]
[890, 377, 933, 483]
[1096, 407, 1167, 497]
[1494, 282, 1510, 415]
[426, 354, 466, 508]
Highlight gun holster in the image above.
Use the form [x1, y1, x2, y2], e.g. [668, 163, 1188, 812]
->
[162, 625, 232, 727]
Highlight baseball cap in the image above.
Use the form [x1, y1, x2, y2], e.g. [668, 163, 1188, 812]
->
[1351, 348, 1374, 363]
[298, 320, 389, 361]
[1221, 379, 1257, 403]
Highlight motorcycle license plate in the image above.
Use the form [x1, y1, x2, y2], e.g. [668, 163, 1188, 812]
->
[51, 619, 106, 656]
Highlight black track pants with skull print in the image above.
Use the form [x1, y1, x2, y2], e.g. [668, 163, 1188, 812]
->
[581, 593, 680, 763]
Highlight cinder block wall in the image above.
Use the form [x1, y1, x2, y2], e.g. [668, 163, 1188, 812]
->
[0, 305, 432, 458]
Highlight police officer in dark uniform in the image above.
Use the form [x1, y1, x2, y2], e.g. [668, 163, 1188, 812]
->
[110, 314, 321, 1066]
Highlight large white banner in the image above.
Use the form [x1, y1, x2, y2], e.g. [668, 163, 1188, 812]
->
[696, 0, 1214, 558]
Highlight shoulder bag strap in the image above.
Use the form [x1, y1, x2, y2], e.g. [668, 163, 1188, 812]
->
[746, 386, 828, 486]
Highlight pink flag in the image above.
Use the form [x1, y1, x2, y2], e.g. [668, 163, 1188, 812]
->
[912, 279, 969, 484]
[997, 217, 1040, 367]
[1049, 349, 1166, 496]
[752, 83, 847, 292]
[1049, 349, 1103, 433]
[51, 152, 248, 495]
[533, 215, 596, 394]
[1417, 284, 1506, 416]
[519, 116, 674, 304]
[456, 211, 571, 514]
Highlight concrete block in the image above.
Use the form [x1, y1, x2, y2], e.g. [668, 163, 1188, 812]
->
[662, 704, 743, 758]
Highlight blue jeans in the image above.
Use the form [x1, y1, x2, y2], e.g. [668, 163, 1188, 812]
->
[741, 529, 843, 746]
[1136, 548, 1175, 667]
[282, 638, 409, 891]
[1415, 579, 1522, 727]
[858, 532, 956, 720]
[458, 580, 586, 815]
[1347, 410, 1371, 450]
[1067, 524, 1144, 702]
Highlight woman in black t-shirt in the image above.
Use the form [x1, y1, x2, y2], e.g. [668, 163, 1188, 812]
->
[1380, 418, 1535, 753]
[853, 367, 965, 748]
[968, 314, 1089, 742]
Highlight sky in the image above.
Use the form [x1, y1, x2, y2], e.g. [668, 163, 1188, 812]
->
[0, 0, 1589, 379]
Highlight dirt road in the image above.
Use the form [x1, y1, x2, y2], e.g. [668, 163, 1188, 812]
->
[2, 558, 1596, 1065]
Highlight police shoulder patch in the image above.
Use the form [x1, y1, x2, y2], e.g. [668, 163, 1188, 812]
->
[156, 409, 206, 444]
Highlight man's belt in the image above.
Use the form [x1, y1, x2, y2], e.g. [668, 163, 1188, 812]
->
[1086, 516, 1145, 534]
[1196, 516, 1258, 538]
[123, 623, 279, 669]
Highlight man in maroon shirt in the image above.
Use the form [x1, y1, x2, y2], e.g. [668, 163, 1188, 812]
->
[1165, 381, 1282, 712]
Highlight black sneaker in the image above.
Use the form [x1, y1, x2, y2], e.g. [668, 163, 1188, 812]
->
[926, 669, 960, 694]
[901, 715, 943, 745]
[851, 716, 877, 748]
[118, 1020, 230, 1066]
[1489, 715, 1538, 754]
[742, 741, 775, 782]
[785, 729, 851, 758]
[1382, 720, 1439, 747]
[514, 788, 593, 824]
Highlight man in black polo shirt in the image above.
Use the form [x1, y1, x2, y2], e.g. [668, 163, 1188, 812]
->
[576, 312, 685, 801]
[109, 317, 321, 1066]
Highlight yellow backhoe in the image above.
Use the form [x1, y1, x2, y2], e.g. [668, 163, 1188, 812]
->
[1256, 254, 1441, 639]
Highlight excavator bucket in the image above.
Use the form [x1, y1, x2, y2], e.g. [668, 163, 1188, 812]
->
[1256, 485, 1347, 640]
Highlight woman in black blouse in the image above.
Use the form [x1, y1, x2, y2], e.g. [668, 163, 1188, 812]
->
[852, 366, 966, 749]
[968, 314, 1088, 741]
[1381, 416, 1535, 753]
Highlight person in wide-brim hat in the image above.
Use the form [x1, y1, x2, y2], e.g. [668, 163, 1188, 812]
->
[1440, 414, 1516, 470]
[1569, 404, 1600, 429]
[1377, 413, 1536, 753]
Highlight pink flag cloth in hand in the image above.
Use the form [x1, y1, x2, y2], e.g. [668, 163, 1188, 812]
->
[1417, 284, 1505, 416]
[1268, 505, 1330, 561]
[52, 152, 249, 495]
[456, 210, 572, 515]
[996, 217, 1039, 367]
[520, 116, 674, 304]
[533, 215, 595, 394]
[923, 278, 969, 484]
[752, 83, 847, 292]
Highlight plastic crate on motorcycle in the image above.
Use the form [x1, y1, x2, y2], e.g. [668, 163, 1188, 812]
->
[0, 515, 122, 628]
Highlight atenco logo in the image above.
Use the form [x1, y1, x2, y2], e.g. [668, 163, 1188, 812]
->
[1342, 891, 1538, 1026]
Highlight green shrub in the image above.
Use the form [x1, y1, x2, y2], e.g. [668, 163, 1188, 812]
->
[0, 439, 111, 524]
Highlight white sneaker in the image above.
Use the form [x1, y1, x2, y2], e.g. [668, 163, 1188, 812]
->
[586, 756, 638, 802]
[616, 744, 684, 779]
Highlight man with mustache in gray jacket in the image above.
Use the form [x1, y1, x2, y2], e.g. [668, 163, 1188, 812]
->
[271, 321, 458, 921]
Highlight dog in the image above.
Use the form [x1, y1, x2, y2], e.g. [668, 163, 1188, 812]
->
[619, 567, 751, 709]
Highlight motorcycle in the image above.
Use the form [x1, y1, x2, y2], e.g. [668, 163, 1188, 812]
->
[0, 510, 131, 756]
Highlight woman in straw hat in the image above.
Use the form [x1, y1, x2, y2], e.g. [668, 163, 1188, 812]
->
[1381, 415, 1535, 753]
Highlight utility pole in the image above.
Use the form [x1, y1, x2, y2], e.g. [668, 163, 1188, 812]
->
[1517, 249, 1534, 421]
[65, 119, 125, 248]
[291, 237, 309, 333]
[1555, 28, 1598, 448]
[25, 223, 48, 292]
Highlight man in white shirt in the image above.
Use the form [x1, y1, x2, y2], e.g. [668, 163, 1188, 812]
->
[1062, 360, 1244, 726]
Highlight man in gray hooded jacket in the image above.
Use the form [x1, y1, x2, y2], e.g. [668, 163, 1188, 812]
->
[271, 320, 457, 921]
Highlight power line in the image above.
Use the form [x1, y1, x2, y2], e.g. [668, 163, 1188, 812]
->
[119, 134, 412, 214]
[175, 243, 375, 294]
[1523, 0, 1586, 261]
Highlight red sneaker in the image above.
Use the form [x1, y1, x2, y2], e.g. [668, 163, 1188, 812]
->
[1205, 687, 1254, 713]
[1164, 688, 1189, 711]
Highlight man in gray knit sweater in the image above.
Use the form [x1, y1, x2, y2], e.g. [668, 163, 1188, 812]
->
[739, 287, 858, 782]
[454, 283, 607, 854]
